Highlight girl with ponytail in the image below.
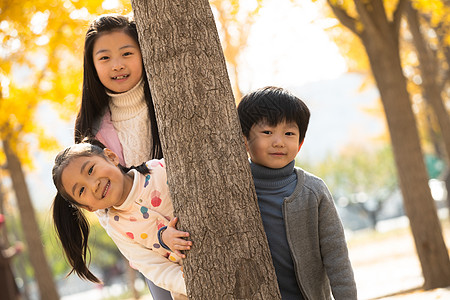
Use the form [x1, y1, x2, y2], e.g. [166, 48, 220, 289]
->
[52, 143, 190, 299]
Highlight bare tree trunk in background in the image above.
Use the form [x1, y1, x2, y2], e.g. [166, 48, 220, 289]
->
[3, 140, 60, 300]
[328, 0, 450, 289]
[131, 0, 281, 299]
[126, 266, 140, 299]
[0, 181, 31, 300]
[0, 182, 9, 244]
[423, 108, 444, 160]
[406, 3, 450, 164]
[406, 3, 450, 218]
[446, 171, 450, 220]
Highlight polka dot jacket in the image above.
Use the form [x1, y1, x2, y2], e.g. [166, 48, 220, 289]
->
[95, 159, 186, 295]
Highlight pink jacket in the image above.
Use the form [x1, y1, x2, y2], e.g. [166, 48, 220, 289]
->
[95, 111, 126, 166]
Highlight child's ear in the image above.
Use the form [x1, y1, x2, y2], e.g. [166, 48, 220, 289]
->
[103, 148, 120, 166]
[243, 135, 250, 152]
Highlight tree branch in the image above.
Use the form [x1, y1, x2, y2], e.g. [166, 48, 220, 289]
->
[439, 71, 449, 92]
[353, 0, 387, 42]
[327, 0, 360, 38]
[393, 0, 408, 39]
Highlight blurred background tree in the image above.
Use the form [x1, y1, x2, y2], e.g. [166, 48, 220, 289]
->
[306, 145, 398, 230]
[321, 0, 450, 289]
[211, 0, 263, 100]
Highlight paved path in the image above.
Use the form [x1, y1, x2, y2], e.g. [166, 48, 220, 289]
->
[131, 217, 450, 300]
[348, 217, 450, 299]
[379, 287, 450, 299]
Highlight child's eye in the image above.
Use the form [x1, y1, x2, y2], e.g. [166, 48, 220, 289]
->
[286, 132, 296, 136]
[99, 55, 109, 61]
[79, 187, 85, 197]
[123, 51, 133, 57]
[88, 166, 94, 175]
[262, 130, 271, 135]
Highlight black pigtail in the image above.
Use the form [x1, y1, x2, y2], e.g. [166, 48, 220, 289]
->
[119, 162, 150, 175]
[52, 193, 102, 283]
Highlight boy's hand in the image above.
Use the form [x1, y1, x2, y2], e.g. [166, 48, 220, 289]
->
[162, 217, 192, 258]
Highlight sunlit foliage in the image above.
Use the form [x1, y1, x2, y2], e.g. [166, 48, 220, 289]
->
[210, 0, 264, 100]
[0, 0, 133, 167]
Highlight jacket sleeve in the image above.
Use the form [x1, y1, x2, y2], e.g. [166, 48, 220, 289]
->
[107, 228, 187, 296]
[317, 181, 357, 300]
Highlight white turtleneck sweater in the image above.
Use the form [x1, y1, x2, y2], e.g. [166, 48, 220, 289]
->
[107, 78, 152, 167]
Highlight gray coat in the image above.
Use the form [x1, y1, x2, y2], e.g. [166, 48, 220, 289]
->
[283, 168, 358, 300]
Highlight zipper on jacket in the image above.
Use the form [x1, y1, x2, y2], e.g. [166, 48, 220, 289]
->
[282, 198, 309, 300]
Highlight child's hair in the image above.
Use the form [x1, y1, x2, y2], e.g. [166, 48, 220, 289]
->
[74, 13, 163, 159]
[237, 86, 311, 143]
[52, 142, 149, 283]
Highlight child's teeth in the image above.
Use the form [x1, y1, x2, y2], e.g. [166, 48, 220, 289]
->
[103, 181, 110, 197]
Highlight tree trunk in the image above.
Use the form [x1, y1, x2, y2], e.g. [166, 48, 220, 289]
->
[424, 107, 444, 160]
[126, 266, 140, 300]
[360, 4, 450, 290]
[130, 0, 281, 299]
[406, 3, 450, 165]
[0, 181, 32, 300]
[329, 0, 450, 289]
[3, 140, 60, 300]
[367, 38, 450, 290]
[446, 170, 450, 220]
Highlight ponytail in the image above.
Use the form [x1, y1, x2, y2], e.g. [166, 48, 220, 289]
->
[52, 193, 101, 283]
[119, 161, 150, 175]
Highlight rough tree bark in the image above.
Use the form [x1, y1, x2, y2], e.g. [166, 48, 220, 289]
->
[3, 139, 60, 300]
[131, 0, 281, 299]
[328, 0, 450, 289]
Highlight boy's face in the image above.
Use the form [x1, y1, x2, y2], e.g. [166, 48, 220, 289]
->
[61, 149, 132, 212]
[244, 120, 301, 169]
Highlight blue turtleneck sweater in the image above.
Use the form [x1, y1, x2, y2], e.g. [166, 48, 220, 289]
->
[250, 160, 304, 300]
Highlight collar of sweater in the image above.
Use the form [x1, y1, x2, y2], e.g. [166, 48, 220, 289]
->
[107, 77, 146, 122]
[250, 160, 297, 190]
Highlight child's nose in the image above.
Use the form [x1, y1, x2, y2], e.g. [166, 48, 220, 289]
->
[90, 179, 101, 196]
[112, 59, 125, 71]
[272, 135, 284, 147]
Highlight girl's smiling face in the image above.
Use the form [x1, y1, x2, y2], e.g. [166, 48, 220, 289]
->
[61, 149, 133, 212]
[92, 30, 143, 93]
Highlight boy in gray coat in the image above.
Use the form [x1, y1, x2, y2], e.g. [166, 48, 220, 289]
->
[237, 86, 357, 300]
